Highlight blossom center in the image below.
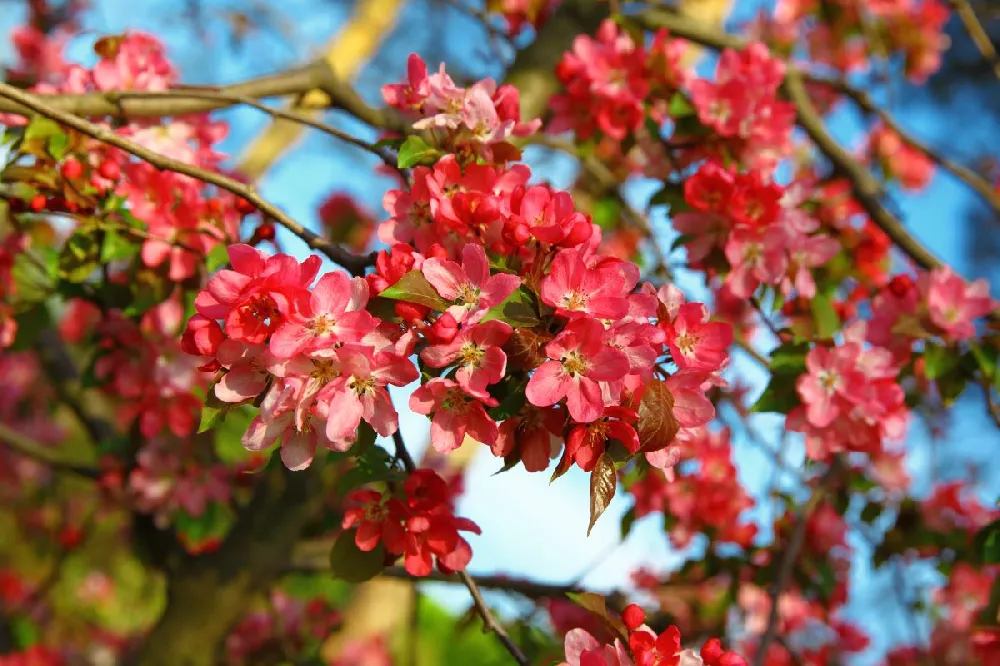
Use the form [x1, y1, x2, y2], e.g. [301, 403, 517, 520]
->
[308, 314, 337, 336]
[818, 370, 839, 394]
[562, 290, 588, 311]
[349, 375, 377, 397]
[675, 332, 700, 357]
[458, 342, 485, 368]
[560, 351, 588, 378]
[456, 283, 480, 307]
[311, 359, 340, 383]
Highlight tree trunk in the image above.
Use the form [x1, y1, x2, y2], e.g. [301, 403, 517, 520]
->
[133, 464, 326, 666]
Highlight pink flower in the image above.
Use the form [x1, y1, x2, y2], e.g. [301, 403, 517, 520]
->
[782, 232, 840, 299]
[723, 227, 788, 298]
[664, 303, 732, 372]
[540, 249, 633, 320]
[422, 244, 521, 324]
[382, 53, 430, 111]
[194, 244, 321, 345]
[270, 271, 376, 357]
[410, 378, 499, 453]
[796, 345, 863, 428]
[526, 318, 630, 423]
[925, 267, 994, 341]
[420, 320, 512, 399]
[559, 628, 634, 666]
[320, 345, 419, 446]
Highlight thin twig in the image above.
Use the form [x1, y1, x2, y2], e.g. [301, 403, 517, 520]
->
[0, 80, 376, 275]
[456, 569, 531, 665]
[950, 0, 1000, 81]
[110, 89, 399, 169]
[753, 461, 839, 666]
[391, 431, 530, 665]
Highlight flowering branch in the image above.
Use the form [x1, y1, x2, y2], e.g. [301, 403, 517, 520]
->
[391, 431, 531, 666]
[0, 79, 376, 275]
[634, 8, 957, 275]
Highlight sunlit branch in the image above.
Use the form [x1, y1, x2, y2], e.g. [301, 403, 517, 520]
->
[950, 0, 1000, 81]
[805, 75, 1000, 215]
[0, 80, 376, 275]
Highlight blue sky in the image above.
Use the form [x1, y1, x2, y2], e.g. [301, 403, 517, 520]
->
[3, 1, 1000, 663]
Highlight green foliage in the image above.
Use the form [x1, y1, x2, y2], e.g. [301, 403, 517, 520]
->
[328, 529, 386, 583]
[809, 290, 841, 339]
[377, 270, 450, 311]
[397, 135, 442, 168]
[751, 341, 810, 414]
[480, 286, 540, 327]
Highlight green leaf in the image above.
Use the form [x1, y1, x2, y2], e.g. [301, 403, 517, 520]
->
[11, 249, 55, 303]
[923, 343, 960, 381]
[976, 519, 1000, 564]
[24, 116, 63, 143]
[970, 342, 997, 380]
[809, 291, 840, 339]
[199, 385, 235, 433]
[100, 229, 138, 263]
[47, 131, 69, 160]
[566, 592, 629, 641]
[335, 433, 396, 496]
[620, 506, 637, 540]
[397, 135, 442, 168]
[205, 244, 230, 273]
[769, 341, 810, 375]
[58, 230, 101, 282]
[667, 91, 696, 118]
[8, 304, 51, 352]
[480, 286, 540, 328]
[591, 197, 620, 230]
[377, 270, 450, 311]
[487, 375, 529, 421]
[213, 405, 257, 463]
[175, 501, 234, 547]
[329, 529, 387, 583]
[587, 453, 617, 537]
[750, 377, 801, 414]
[649, 182, 689, 213]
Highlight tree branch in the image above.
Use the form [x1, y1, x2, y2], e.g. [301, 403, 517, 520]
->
[753, 462, 839, 666]
[950, 0, 1000, 81]
[805, 75, 1000, 215]
[0, 420, 99, 479]
[0, 61, 333, 118]
[0, 80, 376, 275]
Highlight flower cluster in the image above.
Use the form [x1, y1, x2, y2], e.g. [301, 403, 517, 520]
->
[868, 267, 996, 363]
[867, 123, 935, 191]
[787, 322, 908, 460]
[2, 30, 241, 282]
[762, 0, 950, 82]
[628, 426, 757, 549]
[343, 468, 481, 576]
[383, 53, 539, 161]
[558, 604, 746, 666]
[674, 160, 839, 300]
[224, 589, 342, 665]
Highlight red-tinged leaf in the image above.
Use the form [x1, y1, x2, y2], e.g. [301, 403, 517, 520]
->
[329, 528, 387, 583]
[566, 591, 629, 641]
[587, 453, 617, 537]
[636, 378, 680, 453]
[377, 270, 450, 312]
[505, 327, 553, 371]
[549, 447, 573, 484]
